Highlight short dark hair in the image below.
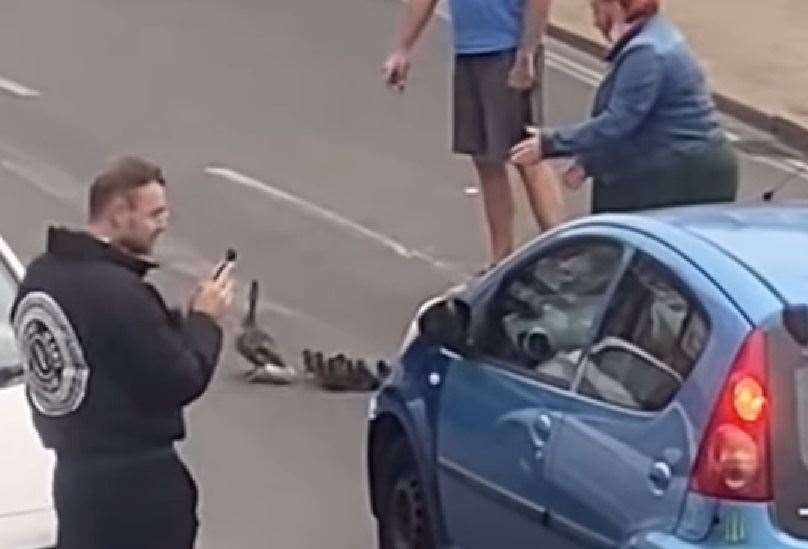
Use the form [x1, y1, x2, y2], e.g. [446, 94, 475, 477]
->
[88, 156, 165, 220]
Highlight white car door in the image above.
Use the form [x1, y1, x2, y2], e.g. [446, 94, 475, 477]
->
[0, 237, 56, 548]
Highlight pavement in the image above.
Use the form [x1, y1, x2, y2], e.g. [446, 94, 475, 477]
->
[0, 1, 805, 548]
[550, 0, 808, 153]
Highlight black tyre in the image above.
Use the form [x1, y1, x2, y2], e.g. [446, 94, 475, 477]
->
[377, 438, 437, 549]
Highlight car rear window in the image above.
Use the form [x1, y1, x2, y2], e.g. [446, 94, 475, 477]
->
[577, 253, 710, 411]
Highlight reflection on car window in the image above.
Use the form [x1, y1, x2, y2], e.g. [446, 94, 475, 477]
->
[0, 262, 20, 369]
[577, 253, 709, 411]
[478, 240, 623, 389]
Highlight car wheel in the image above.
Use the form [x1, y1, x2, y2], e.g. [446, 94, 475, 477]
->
[378, 438, 436, 549]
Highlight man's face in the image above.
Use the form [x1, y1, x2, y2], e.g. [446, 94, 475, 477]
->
[115, 181, 170, 256]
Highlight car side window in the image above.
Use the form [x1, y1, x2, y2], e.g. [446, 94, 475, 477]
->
[476, 240, 624, 389]
[576, 253, 709, 411]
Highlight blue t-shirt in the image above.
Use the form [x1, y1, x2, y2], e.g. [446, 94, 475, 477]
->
[449, 0, 525, 55]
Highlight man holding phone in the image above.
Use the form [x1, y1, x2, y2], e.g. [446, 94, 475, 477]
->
[383, 0, 564, 267]
[11, 156, 234, 548]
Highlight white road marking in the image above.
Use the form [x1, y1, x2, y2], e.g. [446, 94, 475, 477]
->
[750, 155, 808, 181]
[204, 166, 467, 280]
[0, 75, 41, 98]
[0, 158, 82, 203]
[787, 158, 808, 172]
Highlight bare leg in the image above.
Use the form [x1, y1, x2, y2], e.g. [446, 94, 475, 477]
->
[473, 158, 515, 264]
[517, 161, 565, 231]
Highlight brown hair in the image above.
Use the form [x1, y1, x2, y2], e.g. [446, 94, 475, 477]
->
[618, 0, 659, 22]
[88, 156, 165, 220]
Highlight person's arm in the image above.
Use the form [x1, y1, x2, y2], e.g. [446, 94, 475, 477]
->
[509, 0, 551, 90]
[520, 0, 550, 52]
[383, 0, 439, 90]
[541, 45, 664, 156]
[112, 284, 223, 410]
[398, 0, 440, 52]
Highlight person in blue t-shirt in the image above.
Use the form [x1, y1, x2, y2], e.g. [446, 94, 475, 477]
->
[383, 0, 562, 268]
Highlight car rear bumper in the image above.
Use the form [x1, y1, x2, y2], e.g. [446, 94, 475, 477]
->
[636, 502, 808, 548]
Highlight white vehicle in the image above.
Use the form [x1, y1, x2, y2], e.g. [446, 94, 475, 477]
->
[0, 235, 56, 548]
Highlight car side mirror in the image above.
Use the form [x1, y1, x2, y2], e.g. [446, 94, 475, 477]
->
[417, 298, 471, 354]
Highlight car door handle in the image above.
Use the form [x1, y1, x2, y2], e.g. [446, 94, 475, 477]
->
[498, 410, 554, 461]
[648, 461, 672, 496]
[534, 413, 552, 438]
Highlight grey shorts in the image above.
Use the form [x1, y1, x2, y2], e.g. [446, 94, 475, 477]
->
[452, 47, 544, 162]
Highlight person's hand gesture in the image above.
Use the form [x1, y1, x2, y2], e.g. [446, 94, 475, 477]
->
[563, 163, 588, 191]
[507, 50, 536, 91]
[190, 262, 235, 322]
[383, 49, 411, 92]
[510, 136, 542, 166]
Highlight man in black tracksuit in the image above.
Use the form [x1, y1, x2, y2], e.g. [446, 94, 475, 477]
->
[11, 157, 235, 548]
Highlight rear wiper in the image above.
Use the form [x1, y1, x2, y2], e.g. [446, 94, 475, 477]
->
[733, 138, 808, 201]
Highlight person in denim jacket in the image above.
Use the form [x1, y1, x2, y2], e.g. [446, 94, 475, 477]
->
[511, 0, 738, 213]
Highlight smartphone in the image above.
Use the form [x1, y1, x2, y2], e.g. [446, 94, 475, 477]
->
[214, 248, 237, 280]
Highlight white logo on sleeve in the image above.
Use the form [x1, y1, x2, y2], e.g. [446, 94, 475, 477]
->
[13, 291, 90, 416]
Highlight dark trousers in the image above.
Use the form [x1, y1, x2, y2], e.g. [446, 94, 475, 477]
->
[54, 446, 198, 549]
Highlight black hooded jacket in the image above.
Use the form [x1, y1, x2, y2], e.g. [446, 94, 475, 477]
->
[10, 228, 222, 453]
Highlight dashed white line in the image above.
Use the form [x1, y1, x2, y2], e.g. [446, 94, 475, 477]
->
[204, 166, 466, 280]
[0, 75, 41, 98]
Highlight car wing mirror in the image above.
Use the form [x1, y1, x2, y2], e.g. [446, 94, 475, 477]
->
[418, 297, 471, 354]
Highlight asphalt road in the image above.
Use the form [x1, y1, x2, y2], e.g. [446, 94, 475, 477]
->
[0, 1, 805, 547]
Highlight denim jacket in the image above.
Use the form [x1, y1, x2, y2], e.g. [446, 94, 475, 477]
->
[542, 16, 726, 185]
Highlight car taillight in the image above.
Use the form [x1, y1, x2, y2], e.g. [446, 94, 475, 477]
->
[690, 330, 772, 501]
[733, 376, 766, 422]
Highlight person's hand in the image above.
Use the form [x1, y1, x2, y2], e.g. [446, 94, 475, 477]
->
[510, 136, 542, 166]
[383, 49, 411, 92]
[562, 163, 588, 191]
[507, 50, 536, 91]
[190, 262, 235, 321]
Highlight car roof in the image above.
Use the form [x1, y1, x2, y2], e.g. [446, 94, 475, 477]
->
[622, 200, 808, 306]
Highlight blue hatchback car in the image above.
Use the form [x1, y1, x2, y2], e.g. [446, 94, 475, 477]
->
[367, 202, 808, 549]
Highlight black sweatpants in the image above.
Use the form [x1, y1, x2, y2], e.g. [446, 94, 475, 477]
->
[54, 446, 198, 549]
